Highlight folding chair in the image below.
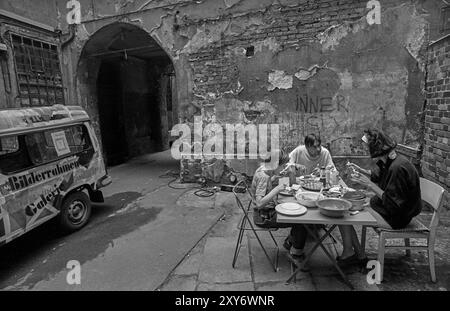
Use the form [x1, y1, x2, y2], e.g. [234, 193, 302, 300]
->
[231, 181, 280, 272]
[361, 177, 445, 282]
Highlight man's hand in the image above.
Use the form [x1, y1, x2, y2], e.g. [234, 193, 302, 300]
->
[350, 172, 372, 187]
[311, 166, 321, 176]
[347, 162, 370, 175]
[295, 164, 307, 173]
[351, 172, 384, 199]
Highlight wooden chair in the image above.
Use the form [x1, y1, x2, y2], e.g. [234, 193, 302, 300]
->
[361, 177, 445, 282]
[231, 181, 279, 272]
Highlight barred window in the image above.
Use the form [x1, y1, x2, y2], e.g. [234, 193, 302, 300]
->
[442, 6, 450, 32]
[11, 34, 64, 107]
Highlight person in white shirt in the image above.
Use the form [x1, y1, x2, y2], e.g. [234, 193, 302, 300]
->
[281, 134, 336, 265]
[288, 134, 335, 176]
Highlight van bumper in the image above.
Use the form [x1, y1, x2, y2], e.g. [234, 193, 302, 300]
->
[96, 174, 112, 189]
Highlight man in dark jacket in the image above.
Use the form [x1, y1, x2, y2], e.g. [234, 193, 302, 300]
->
[337, 129, 423, 265]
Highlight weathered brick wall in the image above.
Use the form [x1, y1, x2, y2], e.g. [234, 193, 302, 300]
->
[7, 0, 434, 184]
[422, 35, 450, 210]
[177, 0, 431, 181]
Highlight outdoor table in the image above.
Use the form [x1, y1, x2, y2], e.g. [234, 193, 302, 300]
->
[276, 180, 378, 289]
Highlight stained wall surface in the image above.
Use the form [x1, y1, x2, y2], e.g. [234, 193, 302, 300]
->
[0, 0, 447, 202]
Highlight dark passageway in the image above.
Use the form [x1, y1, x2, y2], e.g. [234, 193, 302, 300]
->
[97, 61, 128, 166]
[78, 23, 177, 167]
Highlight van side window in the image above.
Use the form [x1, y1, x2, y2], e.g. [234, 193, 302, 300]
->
[0, 124, 93, 175]
[0, 136, 33, 174]
[26, 125, 93, 166]
[0, 137, 19, 155]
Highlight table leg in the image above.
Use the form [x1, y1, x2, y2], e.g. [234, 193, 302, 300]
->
[307, 225, 354, 290]
[286, 225, 333, 283]
[286, 225, 354, 290]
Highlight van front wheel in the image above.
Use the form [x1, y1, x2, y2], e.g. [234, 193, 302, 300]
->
[59, 191, 91, 232]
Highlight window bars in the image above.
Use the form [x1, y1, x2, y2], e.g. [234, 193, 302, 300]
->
[10, 33, 64, 107]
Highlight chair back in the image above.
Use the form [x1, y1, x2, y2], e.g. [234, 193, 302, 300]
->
[420, 177, 445, 233]
[233, 180, 253, 214]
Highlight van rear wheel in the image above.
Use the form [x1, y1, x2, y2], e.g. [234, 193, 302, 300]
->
[59, 191, 91, 232]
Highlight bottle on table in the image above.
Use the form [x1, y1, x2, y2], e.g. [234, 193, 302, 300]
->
[330, 168, 339, 186]
[320, 166, 326, 188]
[325, 167, 331, 186]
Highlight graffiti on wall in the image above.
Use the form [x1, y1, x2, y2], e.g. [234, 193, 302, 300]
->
[295, 94, 348, 114]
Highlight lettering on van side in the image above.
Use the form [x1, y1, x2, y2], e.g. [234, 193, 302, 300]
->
[8, 159, 80, 192]
[25, 173, 74, 216]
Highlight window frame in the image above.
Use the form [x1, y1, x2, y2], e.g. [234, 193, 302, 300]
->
[441, 5, 450, 33]
[9, 32, 65, 107]
[0, 123, 94, 176]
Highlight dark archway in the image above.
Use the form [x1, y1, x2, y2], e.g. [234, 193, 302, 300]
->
[78, 23, 177, 166]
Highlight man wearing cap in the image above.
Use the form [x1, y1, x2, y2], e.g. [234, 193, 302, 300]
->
[337, 129, 423, 265]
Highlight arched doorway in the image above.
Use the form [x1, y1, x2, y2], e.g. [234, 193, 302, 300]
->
[77, 23, 177, 166]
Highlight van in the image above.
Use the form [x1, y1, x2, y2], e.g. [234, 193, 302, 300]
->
[0, 105, 111, 245]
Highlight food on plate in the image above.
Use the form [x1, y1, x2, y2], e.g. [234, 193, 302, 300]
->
[302, 180, 325, 191]
[280, 186, 296, 195]
[343, 191, 366, 200]
[299, 174, 319, 181]
[285, 186, 295, 193]
[343, 191, 367, 211]
[298, 192, 320, 201]
[291, 184, 301, 191]
[328, 186, 355, 194]
[295, 191, 325, 207]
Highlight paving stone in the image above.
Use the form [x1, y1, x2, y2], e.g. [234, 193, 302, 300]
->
[209, 212, 242, 238]
[173, 240, 205, 276]
[177, 190, 217, 209]
[214, 192, 238, 210]
[160, 275, 197, 291]
[256, 279, 316, 291]
[347, 273, 380, 291]
[249, 237, 309, 283]
[198, 237, 252, 284]
[308, 246, 342, 276]
[197, 282, 254, 291]
[313, 276, 352, 291]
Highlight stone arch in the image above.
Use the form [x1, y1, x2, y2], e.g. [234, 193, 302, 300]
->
[76, 22, 177, 166]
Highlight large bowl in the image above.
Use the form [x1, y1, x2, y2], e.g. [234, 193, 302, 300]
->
[316, 198, 352, 218]
[295, 191, 325, 208]
[343, 191, 367, 211]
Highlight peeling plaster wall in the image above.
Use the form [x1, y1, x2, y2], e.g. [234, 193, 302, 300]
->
[2, 0, 441, 180]
[0, 0, 58, 28]
[182, 0, 433, 160]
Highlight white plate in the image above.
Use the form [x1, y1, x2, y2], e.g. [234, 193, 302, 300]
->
[329, 186, 355, 193]
[275, 202, 307, 216]
[279, 190, 294, 196]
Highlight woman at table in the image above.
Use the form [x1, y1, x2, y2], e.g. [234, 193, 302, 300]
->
[251, 148, 310, 269]
[337, 129, 423, 266]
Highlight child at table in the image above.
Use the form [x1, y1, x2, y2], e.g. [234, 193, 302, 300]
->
[250, 148, 309, 267]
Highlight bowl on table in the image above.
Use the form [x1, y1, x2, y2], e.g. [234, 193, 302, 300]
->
[316, 198, 352, 218]
[342, 191, 367, 211]
[295, 191, 325, 208]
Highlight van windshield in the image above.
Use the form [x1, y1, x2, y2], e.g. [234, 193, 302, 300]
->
[0, 124, 93, 175]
